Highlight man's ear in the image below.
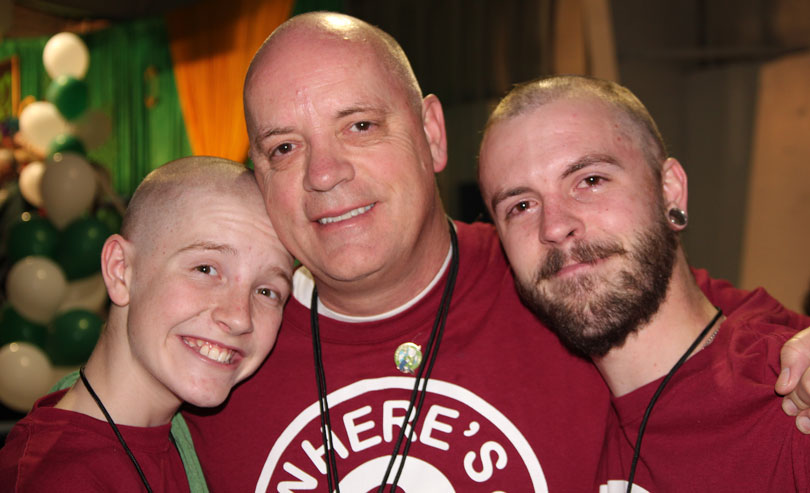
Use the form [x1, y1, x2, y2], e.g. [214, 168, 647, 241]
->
[101, 235, 133, 307]
[422, 94, 448, 173]
[661, 157, 688, 213]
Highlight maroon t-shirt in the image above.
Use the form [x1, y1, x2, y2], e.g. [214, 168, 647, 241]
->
[0, 390, 190, 492]
[597, 286, 810, 492]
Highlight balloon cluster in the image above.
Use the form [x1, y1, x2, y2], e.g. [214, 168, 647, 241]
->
[1, 32, 116, 413]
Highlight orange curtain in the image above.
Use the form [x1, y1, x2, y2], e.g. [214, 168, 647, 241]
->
[166, 0, 294, 162]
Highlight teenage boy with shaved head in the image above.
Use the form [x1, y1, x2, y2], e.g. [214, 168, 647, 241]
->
[0, 157, 294, 492]
[183, 12, 810, 492]
[478, 75, 810, 491]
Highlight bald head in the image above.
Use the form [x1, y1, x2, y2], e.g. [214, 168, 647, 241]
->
[121, 156, 259, 250]
[244, 11, 423, 144]
[483, 75, 667, 174]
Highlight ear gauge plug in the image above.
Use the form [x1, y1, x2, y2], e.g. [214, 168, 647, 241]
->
[668, 208, 688, 227]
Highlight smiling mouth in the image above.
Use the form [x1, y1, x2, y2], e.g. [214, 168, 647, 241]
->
[182, 337, 236, 364]
[318, 204, 374, 225]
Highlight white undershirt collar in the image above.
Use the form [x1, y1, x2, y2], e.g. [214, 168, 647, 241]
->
[291, 245, 453, 323]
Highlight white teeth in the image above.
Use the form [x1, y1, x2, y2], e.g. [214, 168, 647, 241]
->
[318, 204, 374, 224]
[182, 337, 235, 364]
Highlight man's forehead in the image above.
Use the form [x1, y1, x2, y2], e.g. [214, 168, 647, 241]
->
[254, 27, 377, 75]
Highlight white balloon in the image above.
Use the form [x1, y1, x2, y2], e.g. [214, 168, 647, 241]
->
[18, 161, 46, 207]
[69, 109, 112, 150]
[0, 342, 54, 413]
[42, 32, 90, 80]
[6, 256, 68, 325]
[58, 273, 109, 314]
[18, 102, 69, 156]
[41, 152, 97, 229]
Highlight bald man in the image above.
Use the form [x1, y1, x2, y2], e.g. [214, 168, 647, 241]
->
[178, 13, 802, 492]
[0, 157, 293, 492]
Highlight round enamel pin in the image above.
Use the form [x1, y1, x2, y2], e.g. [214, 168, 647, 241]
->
[394, 342, 423, 374]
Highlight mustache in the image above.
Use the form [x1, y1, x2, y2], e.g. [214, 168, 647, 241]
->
[537, 240, 627, 280]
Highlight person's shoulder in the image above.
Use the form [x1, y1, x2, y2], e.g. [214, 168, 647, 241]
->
[694, 267, 810, 330]
[453, 220, 512, 283]
[716, 302, 798, 387]
[0, 414, 106, 492]
[454, 220, 503, 263]
[455, 220, 497, 243]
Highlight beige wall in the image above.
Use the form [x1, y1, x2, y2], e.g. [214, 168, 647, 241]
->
[741, 52, 810, 312]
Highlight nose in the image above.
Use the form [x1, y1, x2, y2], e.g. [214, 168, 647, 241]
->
[539, 197, 583, 245]
[214, 287, 253, 336]
[303, 139, 355, 192]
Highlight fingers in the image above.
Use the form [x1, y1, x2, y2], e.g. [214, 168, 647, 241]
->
[777, 330, 810, 395]
[778, 329, 810, 434]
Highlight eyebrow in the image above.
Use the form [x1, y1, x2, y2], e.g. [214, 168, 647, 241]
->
[178, 242, 238, 256]
[336, 104, 386, 119]
[254, 126, 296, 148]
[560, 154, 621, 179]
[490, 186, 532, 213]
[489, 154, 622, 212]
[267, 265, 293, 287]
[252, 105, 389, 148]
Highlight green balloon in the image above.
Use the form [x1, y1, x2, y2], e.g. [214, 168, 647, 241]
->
[94, 206, 122, 235]
[46, 309, 102, 366]
[0, 304, 48, 349]
[56, 216, 111, 280]
[7, 213, 60, 262]
[46, 75, 88, 120]
[49, 133, 86, 156]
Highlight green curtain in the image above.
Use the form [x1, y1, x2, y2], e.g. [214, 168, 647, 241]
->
[0, 17, 191, 197]
[0, 37, 49, 105]
[81, 18, 191, 196]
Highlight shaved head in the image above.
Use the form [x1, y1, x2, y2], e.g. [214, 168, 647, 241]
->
[122, 156, 260, 252]
[244, 11, 424, 144]
[483, 75, 667, 175]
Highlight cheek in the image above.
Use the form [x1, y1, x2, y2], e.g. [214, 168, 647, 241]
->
[136, 280, 207, 327]
[502, 235, 534, 272]
[253, 311, 283, 352]
[593, 201, 642, 233]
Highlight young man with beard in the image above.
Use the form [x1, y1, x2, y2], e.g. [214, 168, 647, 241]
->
[478, 75, 809, 491]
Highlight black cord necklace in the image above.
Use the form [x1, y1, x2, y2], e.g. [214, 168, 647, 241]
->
[79, 366, 154, 492]
[310, 219, 460, 493]
[625, 307, 723, 493]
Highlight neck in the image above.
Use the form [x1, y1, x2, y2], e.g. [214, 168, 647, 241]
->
[592, 254, 722, 397]
[56, 314, 181, 427]
[315, 212, 452, 317]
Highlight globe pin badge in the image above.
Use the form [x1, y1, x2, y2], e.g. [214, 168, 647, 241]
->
[394, 342, 423, 374]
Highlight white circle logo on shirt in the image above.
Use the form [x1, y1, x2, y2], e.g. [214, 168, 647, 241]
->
[255, 377, 547, 492]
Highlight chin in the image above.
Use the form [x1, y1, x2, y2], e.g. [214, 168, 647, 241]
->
[319, 256, 385, 283]
[173, 373, 238, 409]
[181, 386, 231, 408]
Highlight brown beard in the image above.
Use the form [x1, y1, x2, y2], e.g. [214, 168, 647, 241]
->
[515, 213, 678, 357]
